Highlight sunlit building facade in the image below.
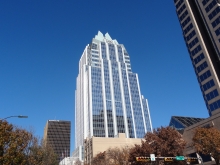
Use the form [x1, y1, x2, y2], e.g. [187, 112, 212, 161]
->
[173, 0, 220, 116]
[75, 31, 153, 150]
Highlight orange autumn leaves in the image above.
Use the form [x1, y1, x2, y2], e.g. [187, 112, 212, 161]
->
[0, 120, 57, 165]
[129, 127, 186, 165]
[193, 127, 220, 165]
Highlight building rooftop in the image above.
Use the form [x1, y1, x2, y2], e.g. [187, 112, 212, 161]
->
[169, 116, 205, 129]
[94, 31, 118, 44]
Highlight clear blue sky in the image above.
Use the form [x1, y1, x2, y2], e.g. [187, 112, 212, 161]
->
[0, 0, 208, 152]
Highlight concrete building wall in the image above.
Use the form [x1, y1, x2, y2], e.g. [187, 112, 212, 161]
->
[183, 113, 220, 155]
[84, 133, 142, 165]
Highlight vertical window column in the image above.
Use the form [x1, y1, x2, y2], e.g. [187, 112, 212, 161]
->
[128, 73, 145, 138]
[103, 60, 115, 137]
[111, 61, 125, 134]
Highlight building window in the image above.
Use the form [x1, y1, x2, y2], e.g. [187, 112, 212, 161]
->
[174, 0, 178, 3]
[191, 45, 202, 56]
[199, 70, 211, 82]
[186, 30, 196, 41]
[203, 79, 215, 91]
[182, 17, 191, 28]
[208, 7, 220, 20]
[211, 17, 220, 28]
[196, 61, 208, 73]
[202, 0, 210, 6]
[101, 42, 107, 59]
[205, 0, 217, 13]
[108, 44, 116, 61]
[179, 10, 188, 21]
[92, 59, 99, 62]
[176, 0, 184, 9]
[209, 99, 220, 111]
[206, 89, 219, 101]
[184, 23, 193, 35]
[215, 27, 220, 36]
[188, 37, 199, 49]
[194, 53, 205, 64]
[92, 53, 99, 57]
[91, 50, 99, 54]
[91, 43, 97, 50]
[177, 4, 186, 15]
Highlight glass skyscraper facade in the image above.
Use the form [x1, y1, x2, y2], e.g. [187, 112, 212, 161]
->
[174, 0, 220, 116]
[75, 31, 152, 149]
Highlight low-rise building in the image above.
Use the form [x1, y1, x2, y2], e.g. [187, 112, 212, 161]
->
[169, 116, 205, 134]
[182, 113, 220, 164]
[84, 133, 142, 165]
[59, 157, 79, 165]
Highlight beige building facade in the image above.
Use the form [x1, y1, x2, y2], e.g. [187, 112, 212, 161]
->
[84, 133, 142, 164]
[182, 113, 220, 164]
[183, 112, 220, 154]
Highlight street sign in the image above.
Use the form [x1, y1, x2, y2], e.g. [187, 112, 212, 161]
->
[136, 157, 150, 162]
[164, 157, 174, 162]
[150, 154, 156, 161]
[186, 157, 199, 164]
[176, 156, 185, 160]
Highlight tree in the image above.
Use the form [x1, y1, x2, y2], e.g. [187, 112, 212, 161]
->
[129, 126, 186, 165]
[26, 139, 58, 165]
[0, 120, 31, 165]
[74, 159, 82, 165]
[91, 146, 131, 165]
[0, 120, 58, 165]
[193, 127, 220, 165]
[91, 151, 106, 165]
[106, 146, 131, 165]
[129, 143, 153, 165]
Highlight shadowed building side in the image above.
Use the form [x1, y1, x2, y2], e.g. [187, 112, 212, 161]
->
[44, 120, 71, 161]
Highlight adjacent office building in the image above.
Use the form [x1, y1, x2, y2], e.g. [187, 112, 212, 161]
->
[173, 0, 220, 116]
[84, 133, 142, 164]
[75, 31, 153, 152]
[174, 1, 220, 163]
[169, 116, 205, 133]
[44, 120, 71, 161]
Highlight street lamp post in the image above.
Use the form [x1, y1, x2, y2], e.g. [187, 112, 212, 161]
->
[1, 115, 28, 120]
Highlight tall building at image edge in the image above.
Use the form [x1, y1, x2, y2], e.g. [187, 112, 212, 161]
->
[75, 31, 153, 151]
[173, 0, 220, 116]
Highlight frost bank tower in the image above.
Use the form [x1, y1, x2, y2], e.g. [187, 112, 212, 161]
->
[75, 32, 153, 151]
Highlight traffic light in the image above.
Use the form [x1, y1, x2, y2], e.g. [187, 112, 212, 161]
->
[186, 157, 199, 164]
[136, 157, 151, 162]
[164, 157, 174, 162]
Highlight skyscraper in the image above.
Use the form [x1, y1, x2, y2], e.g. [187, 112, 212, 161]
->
[174, 0, 220, 116]
[44, 120, 71, 161]
[75, 31, 152, 149]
